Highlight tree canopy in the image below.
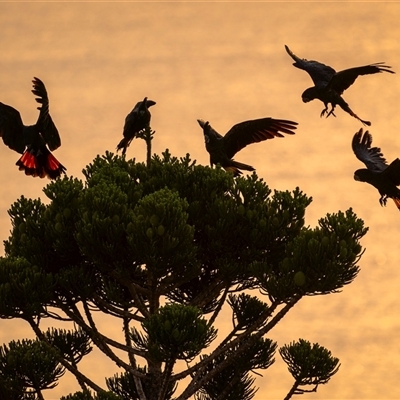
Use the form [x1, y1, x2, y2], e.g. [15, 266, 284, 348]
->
[0, 145, 368, 400]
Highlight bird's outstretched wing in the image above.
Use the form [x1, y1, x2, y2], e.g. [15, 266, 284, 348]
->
[223, 118, 297, 159]
[383, 158, 400, 186]
[0, 102, 25, 154]
[328, 63, 394, 94]
[352, 129, 388, 173]
[32, 77, 61, 151]
[285, 45, 336, 87]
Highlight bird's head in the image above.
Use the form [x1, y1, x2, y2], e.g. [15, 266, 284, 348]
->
[139, 97, 156, 110]
[135, 98, 156, 117]
[197, 119, 212, 143]
[354, 169, 370, 182]
[135, 97, 155, 110]
[301, 87, 318, 103]
[145, 98, 156, 108]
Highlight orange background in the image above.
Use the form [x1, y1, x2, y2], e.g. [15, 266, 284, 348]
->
[0, 3, 399, 399]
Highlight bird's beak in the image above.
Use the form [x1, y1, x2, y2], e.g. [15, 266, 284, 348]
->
[147, 100, 156, 107]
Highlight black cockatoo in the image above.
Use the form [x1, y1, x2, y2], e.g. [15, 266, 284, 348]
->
[352, 129, 400, 210]
[116, 97, 156, 155]
[285, 45, 394, 126]
[197, 117, 298, 176]
[0, 77, 66, 179]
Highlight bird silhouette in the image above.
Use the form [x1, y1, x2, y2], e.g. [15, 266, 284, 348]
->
[197, 117, 298, 176]
[285, 45, 394, 126]
[352, 129, 400, 210]
[116, 97, 156, 155]
[0, 77, 66, 179]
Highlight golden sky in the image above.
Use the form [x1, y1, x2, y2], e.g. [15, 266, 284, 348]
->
[0, 2, 400, 399]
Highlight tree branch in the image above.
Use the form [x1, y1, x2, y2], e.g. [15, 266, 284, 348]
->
[123, 310, 147, 400]
[92, 293, 144, 322]
[55, 299, 148, 381]
[207, 285, 230, 328]
[81, 300, 147, 377]
[129, 283, 150, 317]
[158, 357, 175, 400]
[174, 295, 301, 399]
[26, 317, 106, 394]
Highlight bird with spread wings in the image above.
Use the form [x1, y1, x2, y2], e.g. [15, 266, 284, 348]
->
[0, 77, 66, 179]
[352, 129, 400, 210]
[197, 117, 298, 176]
[285, 45, 394, 126]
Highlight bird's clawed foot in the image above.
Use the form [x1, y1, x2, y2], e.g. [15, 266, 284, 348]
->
[379, 195, 388, 207]
[320, 106, 336, 119]
[326, 108, 336, 118]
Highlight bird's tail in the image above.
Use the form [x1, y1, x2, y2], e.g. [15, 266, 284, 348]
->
[338, 99, 371, 126]
[116, 137, 132, 155]
[225, 160, 255, 176]
[392, 197, 400, 211]
[16, 148, 66, 179]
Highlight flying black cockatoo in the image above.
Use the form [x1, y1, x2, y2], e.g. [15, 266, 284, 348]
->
[0, 77, 66, 179]
[197, 117, 298, 176]
[285, 45, 394, 126]
[352, 129, 400, 210]
[116, 97, 156, 155]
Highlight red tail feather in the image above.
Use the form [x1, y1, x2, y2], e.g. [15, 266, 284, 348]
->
[392, 198, 400, 211]
[16, 150, 66, 179]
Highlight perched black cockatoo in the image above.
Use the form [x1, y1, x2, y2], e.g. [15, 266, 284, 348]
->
[0, 77, 66, 179]
[352, 129, 400, 210]
[197, 117, 298, 176]
[285, 45, 394, 126]
[116, 97, 156, 155]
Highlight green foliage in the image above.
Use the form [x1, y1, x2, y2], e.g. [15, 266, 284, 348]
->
[194, 337, 277, 400]
[5, 196, 47, 264]
[0, 338, 65, 395]
[60, 389, 122, 400]
[131, 304, 217, 362]
[258, 208, 365, 303]
[0, 150, 368, 400]
[0, 374, 26, 400]
[106, 368, 176, 400]
[228, 293, 269, 330]
[44, 328, 92, 365]
[0, 257, 54, 319]
[280, 339, 340, 397]
[127, 188, 196, 276]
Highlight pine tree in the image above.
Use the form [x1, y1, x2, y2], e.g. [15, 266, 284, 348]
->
[0, 130, 367, 399]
